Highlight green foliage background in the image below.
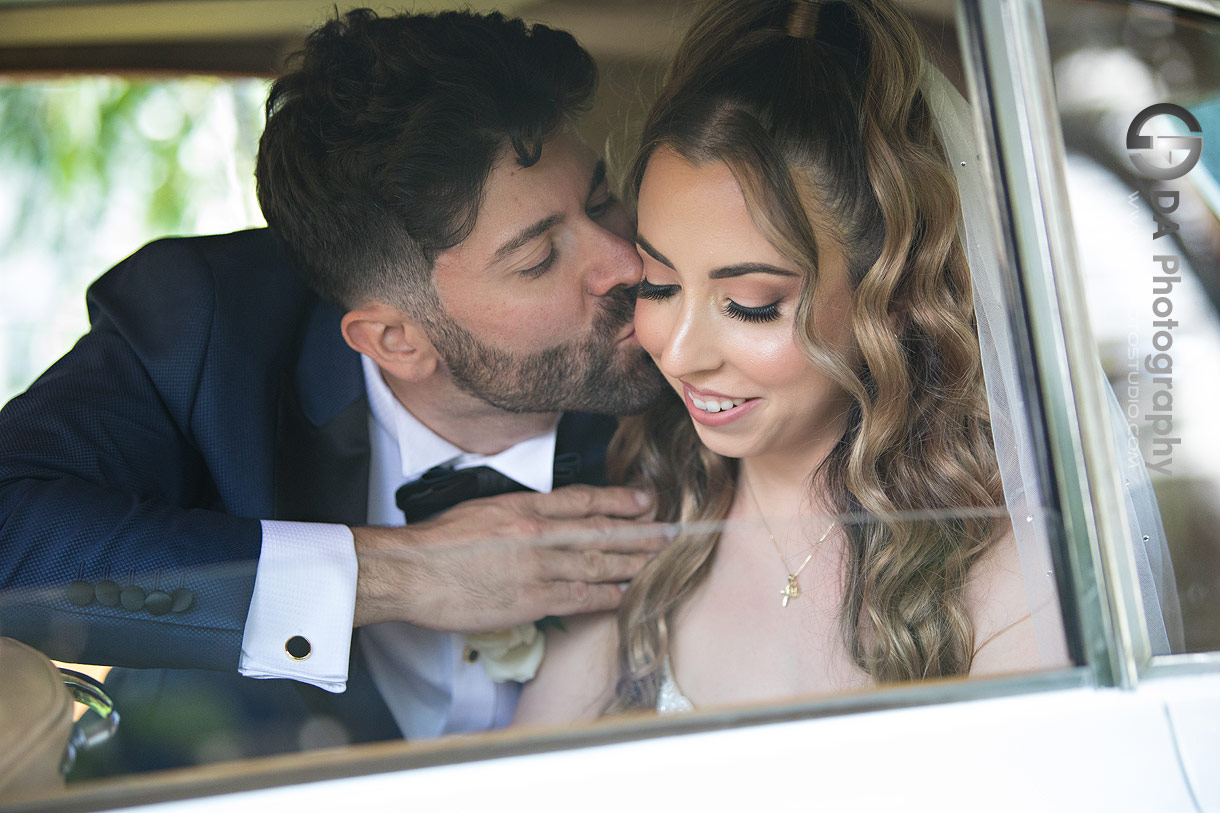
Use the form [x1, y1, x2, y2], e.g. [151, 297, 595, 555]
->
[0, 76, 269, 403]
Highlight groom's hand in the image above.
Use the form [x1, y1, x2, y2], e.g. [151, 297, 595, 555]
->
[350, 485, 665, 632]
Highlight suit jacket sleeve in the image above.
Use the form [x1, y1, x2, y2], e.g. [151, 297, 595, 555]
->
[0, 232, 306, 672]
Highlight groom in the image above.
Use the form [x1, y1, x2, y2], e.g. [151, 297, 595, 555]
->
[0, 8, 664, 767]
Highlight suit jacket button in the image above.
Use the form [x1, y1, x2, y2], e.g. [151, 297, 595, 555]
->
[170, 588, 194, 613]
[120, 585, 146, 612]
[145, 590, 173, 616]
[95, 580, 121, 607]
[67, 580, 95, 606]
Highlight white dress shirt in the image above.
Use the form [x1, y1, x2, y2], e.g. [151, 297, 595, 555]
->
[239, 354, 557, 739]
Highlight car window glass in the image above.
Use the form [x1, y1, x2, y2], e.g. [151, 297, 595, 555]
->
[0, 2, 1089, 806]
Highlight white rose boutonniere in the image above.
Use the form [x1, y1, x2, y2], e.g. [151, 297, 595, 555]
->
[462, 621, 547, 683]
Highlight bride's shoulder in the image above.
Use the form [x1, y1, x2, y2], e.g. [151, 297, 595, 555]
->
[513, 612, 619, 726]
[963, 520, 1059, 675]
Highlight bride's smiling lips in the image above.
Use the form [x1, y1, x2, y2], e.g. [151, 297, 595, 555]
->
[681, 381, 760, 427]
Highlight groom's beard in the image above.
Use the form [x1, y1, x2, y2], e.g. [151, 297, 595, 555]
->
[423, 287, 664, 416]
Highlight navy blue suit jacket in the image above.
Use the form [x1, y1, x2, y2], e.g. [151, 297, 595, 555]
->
[0, 229, 616, 767]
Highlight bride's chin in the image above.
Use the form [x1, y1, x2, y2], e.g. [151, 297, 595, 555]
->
[689, 425, 749, 460]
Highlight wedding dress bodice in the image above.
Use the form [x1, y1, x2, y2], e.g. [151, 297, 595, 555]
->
[657, 657, 695, 714]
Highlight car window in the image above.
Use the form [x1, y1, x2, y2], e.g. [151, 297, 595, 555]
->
[0, 1, 1104, 807]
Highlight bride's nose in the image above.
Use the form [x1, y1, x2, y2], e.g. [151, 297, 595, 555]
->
[657, 302, 720, 380]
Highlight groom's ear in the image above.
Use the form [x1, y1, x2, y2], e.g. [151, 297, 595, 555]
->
[341, 303, 440, 383]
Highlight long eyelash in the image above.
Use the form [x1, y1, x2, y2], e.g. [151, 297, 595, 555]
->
[724, 301, 781, 323]
[636, 278, 678, 301]
[521, 250, 556, 279]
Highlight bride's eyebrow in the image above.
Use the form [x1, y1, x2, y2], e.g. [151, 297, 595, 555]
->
[635, 235, 673, 268]
[636, 234, 798, 280]
[709, 264, 799, 280]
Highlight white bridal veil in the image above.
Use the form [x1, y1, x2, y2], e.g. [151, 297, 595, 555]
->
[920, 64, 1184, 659]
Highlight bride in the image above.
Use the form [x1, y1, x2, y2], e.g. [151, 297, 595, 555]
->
[515, 0, 1070, 720]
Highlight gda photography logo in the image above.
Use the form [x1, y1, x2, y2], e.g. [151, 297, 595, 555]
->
[1124, 102, 1204, 476]
[1127, 103, 1203, 181]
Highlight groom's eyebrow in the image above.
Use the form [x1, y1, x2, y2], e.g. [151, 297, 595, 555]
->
[491, 161, 609, 267]
[493, 215, 562, 264]
[636, 235, 799, 280]
[589, 159, 607, 198]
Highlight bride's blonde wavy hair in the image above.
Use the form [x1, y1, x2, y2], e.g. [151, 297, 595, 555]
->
[606, 0, 1004, 712]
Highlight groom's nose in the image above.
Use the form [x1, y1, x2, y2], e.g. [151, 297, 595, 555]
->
[582, 223, 643, 298]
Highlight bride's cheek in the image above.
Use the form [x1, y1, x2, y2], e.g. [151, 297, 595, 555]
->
[632, 303, 668, 359]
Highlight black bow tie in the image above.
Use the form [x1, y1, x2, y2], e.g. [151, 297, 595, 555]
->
[395, 453, 583, 523]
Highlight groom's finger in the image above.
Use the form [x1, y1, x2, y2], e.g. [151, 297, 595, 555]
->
[535, 581, 626, 618]
[531, 516, 672, 553]
[517, 484, 653, 519]
[537, 550, 652, 583]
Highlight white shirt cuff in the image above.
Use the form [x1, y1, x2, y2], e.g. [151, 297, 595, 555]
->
[239, 520, 358, 693]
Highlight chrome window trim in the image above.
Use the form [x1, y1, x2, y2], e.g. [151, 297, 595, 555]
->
[1132, 0, 1220, 19]
[1148, 652, 1220, 677]
[12, 667, 1090, 813]
[958, 0, 1159, 688]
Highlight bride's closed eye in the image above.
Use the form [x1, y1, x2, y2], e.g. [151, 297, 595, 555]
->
[723, 300, 780, 323]
[637, 277, 783, 324]
[636, 277, 678, 301]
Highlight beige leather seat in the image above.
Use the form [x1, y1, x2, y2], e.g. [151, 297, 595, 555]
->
[0, 638, 117, 801]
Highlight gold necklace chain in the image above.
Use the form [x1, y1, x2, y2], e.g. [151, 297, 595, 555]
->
[743, 475, 836, 608]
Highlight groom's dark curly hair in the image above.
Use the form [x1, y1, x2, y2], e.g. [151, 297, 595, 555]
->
[255, 8, 597, 312]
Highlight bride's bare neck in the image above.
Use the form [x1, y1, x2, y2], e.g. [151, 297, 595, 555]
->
[734, 445, 838, 523]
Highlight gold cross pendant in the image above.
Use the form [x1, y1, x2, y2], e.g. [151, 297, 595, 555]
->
[780, 575, 802, 607]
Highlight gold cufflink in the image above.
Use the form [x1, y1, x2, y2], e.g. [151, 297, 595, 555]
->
[286, 635, 312, 661]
